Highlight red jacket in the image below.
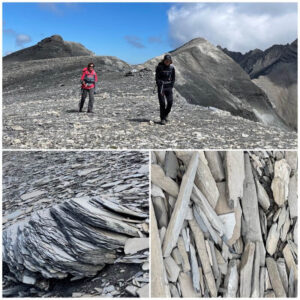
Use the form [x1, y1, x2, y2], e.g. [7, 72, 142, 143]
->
[81, 67, 98, 90]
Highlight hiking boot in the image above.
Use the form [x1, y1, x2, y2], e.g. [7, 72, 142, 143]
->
[87, 111, 94, 113]
[161, 119, 166, 125]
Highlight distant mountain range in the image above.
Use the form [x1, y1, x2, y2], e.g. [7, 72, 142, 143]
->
[219, 40, 297, 130]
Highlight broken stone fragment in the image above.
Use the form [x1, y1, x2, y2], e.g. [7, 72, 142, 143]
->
[164, 256, 180, 283]
[271, 159, 291, 207]
[150, 203, 171, 298]
[241, 154, 265, 265]
[224, 260, 238, 297]
[169, 283, 180, 297]
[228, 201, 242, 246]
[125, 285, 138, 296]
[176, 151, 219, 209]
[280, 208, 291, 242]
[205, 151, 225, 182]
[178, 272, 200, 297]
[151, 184, 165, 199]
[171, 247, 182, 266]
[266, 223, 280, 256]
[189, 244, 200, 292]
[271, 177, 286, 207]
[20, 190, 46, 201]
[215, 182, 234, 215]
[282, 244, 298, 280]
[225, 151, 245, 209]
[276, 258, 289, 295]
[177, 237, 191, 273]
[188, 218, 217, 297]
[124, 238, 150, 255]
[136, 283, 149, 298]
[154, 151, 166, 167]
[288, 173, 297, 218]
[191, 184, 224, 236]
[266, 257, 287, 297]
[218, 213, 236, 241]
[285, 151, 298, 173]
[164, 151, 179, 179]
[151, 164, 179, 197]
[152, 196, 168, 229]
[259, 267, 266, 297]
[255, 178, 270, 211]
[162, 152, 199, 257]
[239, 242, 255, 297]
[251, 242, 261, 297]
[215, 248, 228, 275]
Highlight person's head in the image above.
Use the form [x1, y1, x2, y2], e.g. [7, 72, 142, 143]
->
[163, 54, 172, 66]
[87, 62, 95, 71]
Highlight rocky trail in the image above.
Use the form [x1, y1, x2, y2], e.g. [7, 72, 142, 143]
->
[2, 151, 149, 297]
[3, 58, 297, 149]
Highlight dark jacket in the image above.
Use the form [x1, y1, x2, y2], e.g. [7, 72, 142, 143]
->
[155, 62, 175, 89]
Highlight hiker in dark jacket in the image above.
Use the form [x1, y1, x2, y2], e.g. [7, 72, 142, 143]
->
[155, 54, 175, 125]
[79, 62, 98, 113]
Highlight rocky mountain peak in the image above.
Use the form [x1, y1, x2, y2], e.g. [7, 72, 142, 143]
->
[170, 37, 216, 54]
[4, 34, 94, 62]
[37, 34, 64, 45]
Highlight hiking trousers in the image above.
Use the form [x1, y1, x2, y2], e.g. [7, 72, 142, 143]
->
[79, 88, 94, 112]
[158, 87, 173, 121]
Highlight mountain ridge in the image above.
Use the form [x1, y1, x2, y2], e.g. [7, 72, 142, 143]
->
[219, 39, 297, 130]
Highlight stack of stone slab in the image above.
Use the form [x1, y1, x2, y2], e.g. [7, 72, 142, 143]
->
[151, 150, 297, 298]
[2, 151, 149, 297]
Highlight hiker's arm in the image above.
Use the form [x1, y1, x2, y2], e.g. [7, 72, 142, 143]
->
[80, 72, 85, 84]
[171, 67, 175, 88]
[95, 72, 98, 83]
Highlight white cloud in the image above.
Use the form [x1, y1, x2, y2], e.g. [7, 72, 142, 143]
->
[16, 34, 32, 47]
[167, 3, 297, 53]
[3, 27, 32, 48]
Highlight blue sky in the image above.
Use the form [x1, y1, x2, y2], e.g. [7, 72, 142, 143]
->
[3, 2, 298, 64]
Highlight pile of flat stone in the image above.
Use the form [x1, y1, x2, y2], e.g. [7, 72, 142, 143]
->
[2, 151, 149, 297]
[151, 151, 297, 297]
[3, 196, 148, 283]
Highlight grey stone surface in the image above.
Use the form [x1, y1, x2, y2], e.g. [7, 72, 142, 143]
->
[225, 151, 245, 208]
[241, 153, 265, 265]
[162, 152, 199, 257]
[151, 151, 298, 298]
[3, 151, 149, 297]
[266, 257, 287, 297]
[205, 151, 225, 182]
[240, 242, 255, 297]
[151, 164, 179, 198]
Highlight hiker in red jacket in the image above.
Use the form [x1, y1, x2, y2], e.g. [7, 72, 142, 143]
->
[79, 62, 98, 113]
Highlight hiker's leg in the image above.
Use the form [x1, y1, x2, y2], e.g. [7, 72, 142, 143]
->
[164, 88, 173, 117]
[158, 90, 166, 120]
[87, 88, 95, 112]
[79, 89, 87, 111]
